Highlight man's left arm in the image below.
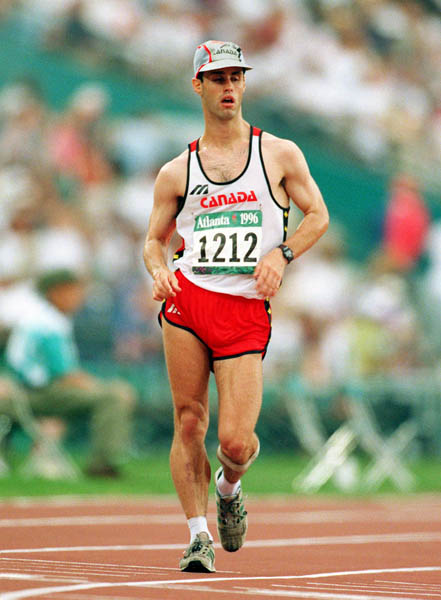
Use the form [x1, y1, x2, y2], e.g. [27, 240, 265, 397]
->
[253, 140, 329, 297]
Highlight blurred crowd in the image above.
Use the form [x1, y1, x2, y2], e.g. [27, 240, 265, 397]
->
[0, 75, 163, 363]
[5, 0, 441, 189]
[0, 0, 440, 387]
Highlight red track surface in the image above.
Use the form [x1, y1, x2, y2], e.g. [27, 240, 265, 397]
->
[1, 494, 440, 599]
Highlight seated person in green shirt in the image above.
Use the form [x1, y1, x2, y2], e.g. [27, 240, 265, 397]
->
[4, 269, 136, 477]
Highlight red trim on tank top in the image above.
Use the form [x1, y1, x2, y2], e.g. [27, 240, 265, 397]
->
[189, 139, 198, 152]
[252, 127, 262, 136]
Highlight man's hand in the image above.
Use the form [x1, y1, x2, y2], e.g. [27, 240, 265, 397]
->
[253, 247, 287, 298]
[152, 267, 182, 301]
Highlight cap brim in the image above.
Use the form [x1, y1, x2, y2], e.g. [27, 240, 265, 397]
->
[198, 60, 252, 75]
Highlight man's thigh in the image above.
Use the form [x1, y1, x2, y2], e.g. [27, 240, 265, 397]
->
[162, 319, 211, 412]
[214, 353, 263, 441]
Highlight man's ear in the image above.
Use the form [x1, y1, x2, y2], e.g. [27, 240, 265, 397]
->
[192, 77, 203, 96]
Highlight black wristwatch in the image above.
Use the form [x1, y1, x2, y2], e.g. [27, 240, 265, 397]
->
[278, 244, 294, 264]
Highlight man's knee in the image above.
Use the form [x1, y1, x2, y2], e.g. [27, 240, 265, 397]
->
[218, 438, 248, 465]
[176, 403, 208, 444]
[218, 433, 260, 469]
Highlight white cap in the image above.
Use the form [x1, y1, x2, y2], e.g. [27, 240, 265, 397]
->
[194, 40, 252, 78]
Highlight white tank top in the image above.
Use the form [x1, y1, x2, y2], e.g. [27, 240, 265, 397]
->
[174, 126, 289, 299]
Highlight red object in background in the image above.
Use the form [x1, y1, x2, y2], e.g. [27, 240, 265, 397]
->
[383, 174, 430, 270]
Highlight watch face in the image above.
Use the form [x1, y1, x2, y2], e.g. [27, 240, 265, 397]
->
[280, 245, 293, 263]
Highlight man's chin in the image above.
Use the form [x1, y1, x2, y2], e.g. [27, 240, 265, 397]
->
[217, 109, 237, 121]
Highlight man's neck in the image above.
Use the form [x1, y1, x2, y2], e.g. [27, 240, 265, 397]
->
[200, 116, 250, 150]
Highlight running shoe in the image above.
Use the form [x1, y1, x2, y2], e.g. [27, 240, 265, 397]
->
[215, 467, 248, 552]
[179, 532, 216, 573]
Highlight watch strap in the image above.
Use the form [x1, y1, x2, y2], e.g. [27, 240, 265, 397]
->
[278, 244, 294, 264]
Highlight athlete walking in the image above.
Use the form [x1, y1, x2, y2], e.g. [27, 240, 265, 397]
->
[143, 40, 329, 572]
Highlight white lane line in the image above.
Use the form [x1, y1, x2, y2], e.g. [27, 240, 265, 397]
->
[254, 510, 441, 525]
[245, 532, 441, 547]
[2, 509, 441, 528]
[0, 495, 178, 507]
[0, 559, 236, 577]
[232, 586, 430, 599]
[0, 581, 115, 599]
[2, 492, 441, 507]
[376, 581, 441, 589]
[0, 567, 131, 579]
[275, 583, 441, 598]
[0, 574, 87, 583]
[1, 531, 441, 556]
[53, 595, 148, 600]
[0, 557, 237, 576]
[0, 557, 178, 571]
[1, 564, 137, 575]
[304, 582, 441, 592]
[1, 567, 440, 600]
[0, 515, 181, 527]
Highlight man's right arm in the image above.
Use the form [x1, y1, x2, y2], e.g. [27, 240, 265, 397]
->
[143, 155, 186, 301]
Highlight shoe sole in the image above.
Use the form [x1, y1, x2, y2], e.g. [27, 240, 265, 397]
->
[217, 525, 247, 552]
[180, 558, 215, 573]
[216, 485, 248, 552]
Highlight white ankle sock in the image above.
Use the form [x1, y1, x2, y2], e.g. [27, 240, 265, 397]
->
[216, 470, 241, 497]
[187, 516, 213, 543]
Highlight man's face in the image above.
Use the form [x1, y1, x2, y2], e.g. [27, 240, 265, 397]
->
[193, 68, 246, 120]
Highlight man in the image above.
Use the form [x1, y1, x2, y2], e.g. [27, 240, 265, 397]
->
[4, 269, 135, 477]
[143, 40, 329, 572]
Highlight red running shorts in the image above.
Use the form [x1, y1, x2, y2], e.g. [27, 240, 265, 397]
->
[159, 270, 271, 363]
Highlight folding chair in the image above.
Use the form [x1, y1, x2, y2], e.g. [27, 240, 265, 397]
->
[293, 423, 357, 493]
[345, 385, 417, 492]
[284, 382, 359, 493]
[12, 389, 81, 480]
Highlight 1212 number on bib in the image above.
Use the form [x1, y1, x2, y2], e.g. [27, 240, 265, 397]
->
[192, 210, 262, 274]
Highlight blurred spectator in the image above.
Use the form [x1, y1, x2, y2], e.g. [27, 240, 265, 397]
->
[424, 221, 441, 308]
[4, 269, 136, 477]
[277, 224, 357, 324]
[382, 173, 430, 271]
[124, 1, 203, 79]
[109, 113, 167, 176]
[47, 82, 113, 190]
[112, 274, 162, 363]
[420, 221, 441, 360]
[270, 225, 358, 389]
[0, 172, 92, 338]
[90, 207, 163, 362]
[322, 256, 423, 382]
[5, 0, 439, 191]
[79, 0, 142, 46]
[0, 197, 46, 337]
[0, 80, 50, 167]
[0, 0, 439, 396]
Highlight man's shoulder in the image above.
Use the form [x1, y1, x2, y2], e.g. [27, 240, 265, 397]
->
[261, 131, 302, 158]
[260, 132, 306, 176]
[155, 148, 189, 194]
[158, 149, 189, 181]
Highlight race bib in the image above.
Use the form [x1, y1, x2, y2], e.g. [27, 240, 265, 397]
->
[192, 210, 262, 274]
